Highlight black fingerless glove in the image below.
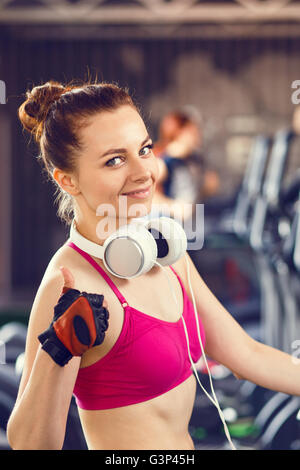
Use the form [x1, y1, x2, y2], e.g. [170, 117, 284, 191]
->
[38, 288, 109, 366]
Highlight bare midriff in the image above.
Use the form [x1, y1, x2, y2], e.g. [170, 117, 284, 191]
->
[78, 374, 197, 450]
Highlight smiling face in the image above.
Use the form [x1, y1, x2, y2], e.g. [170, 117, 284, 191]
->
[67, 105, 159, 240]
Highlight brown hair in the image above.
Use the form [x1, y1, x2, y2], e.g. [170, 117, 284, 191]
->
[18, 80, 136, 225]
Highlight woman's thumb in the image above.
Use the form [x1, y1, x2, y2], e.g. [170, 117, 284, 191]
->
[59, 266, 75, 291]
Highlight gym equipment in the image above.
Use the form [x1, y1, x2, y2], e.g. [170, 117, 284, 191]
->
[189, 134, 271, 335]
[190, 128, 300, 450]
[0, 428, 10, 450]
[0, 322, 27, 365]
[189, 134, 272, 449]
[230, 131, 300, 450]
[253, 187, 300, 450]
[0, 322, 26, 444]
[0, 365, 20, 435]
[233, 135, 270, 238]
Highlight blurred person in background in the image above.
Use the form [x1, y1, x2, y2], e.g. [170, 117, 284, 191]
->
[152, 108, 220, 221]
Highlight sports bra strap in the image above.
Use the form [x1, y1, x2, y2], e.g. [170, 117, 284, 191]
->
[168, 265, 183, 289]
[67, 241, 128, 307]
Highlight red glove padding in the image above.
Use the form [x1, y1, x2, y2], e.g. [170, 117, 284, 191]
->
[38, 287, 109, 366]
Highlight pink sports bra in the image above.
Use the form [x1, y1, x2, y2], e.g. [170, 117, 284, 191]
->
[69, 241, 206, 410]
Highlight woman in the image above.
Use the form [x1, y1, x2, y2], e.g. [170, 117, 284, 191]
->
[7, 81, 300, 450]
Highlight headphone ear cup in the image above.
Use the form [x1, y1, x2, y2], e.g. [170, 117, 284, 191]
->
[144, 217, 187, 266]
[102, 224, 158, 279]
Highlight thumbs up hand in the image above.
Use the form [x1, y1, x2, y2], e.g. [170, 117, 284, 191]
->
[38, 266, 109, 367]
[59, 265, 75, 291]
[59, 266, 108, 308]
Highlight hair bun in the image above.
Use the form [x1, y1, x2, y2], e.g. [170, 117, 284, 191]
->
[18, 81, 70, 142]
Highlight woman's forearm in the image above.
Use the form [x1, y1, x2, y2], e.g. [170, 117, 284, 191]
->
[242, 341, 300, 396]
[7, 346, 79, 450]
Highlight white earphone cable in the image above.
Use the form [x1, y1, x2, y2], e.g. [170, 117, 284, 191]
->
[184, 254, 236, 450]
[153, 257, 236, 451]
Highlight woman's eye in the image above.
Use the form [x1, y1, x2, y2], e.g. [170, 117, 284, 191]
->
[105, 156, 123, 167]
[140, 144, 153, 156]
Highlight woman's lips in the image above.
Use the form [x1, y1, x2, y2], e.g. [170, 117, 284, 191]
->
[121, 186, 152, 199]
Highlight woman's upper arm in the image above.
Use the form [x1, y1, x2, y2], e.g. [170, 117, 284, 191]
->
[177, 253, 256, 377]
[16, 268, 80, 403]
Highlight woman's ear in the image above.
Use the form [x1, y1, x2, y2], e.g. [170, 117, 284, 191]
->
[52, 168, 81, 196]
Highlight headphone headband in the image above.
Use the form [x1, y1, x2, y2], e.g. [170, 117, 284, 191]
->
[69, 221, 105, 259]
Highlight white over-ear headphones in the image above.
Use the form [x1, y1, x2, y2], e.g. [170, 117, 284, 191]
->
[69, 216, 188, 279]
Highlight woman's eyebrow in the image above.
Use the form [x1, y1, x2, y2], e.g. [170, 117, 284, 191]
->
[99, 135, 152, 159]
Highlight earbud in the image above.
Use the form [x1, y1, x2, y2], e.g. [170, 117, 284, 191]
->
[69, 216, 187, 279]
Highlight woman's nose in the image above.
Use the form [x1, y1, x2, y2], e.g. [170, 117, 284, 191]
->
[128, 156, 152, 182]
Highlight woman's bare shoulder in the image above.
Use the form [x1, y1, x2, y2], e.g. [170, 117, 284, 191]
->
[42, 241, 113, 299]
[42, 242, 95, 286]
[29, 243, 82, 318]
[44, 242, 83, 276]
